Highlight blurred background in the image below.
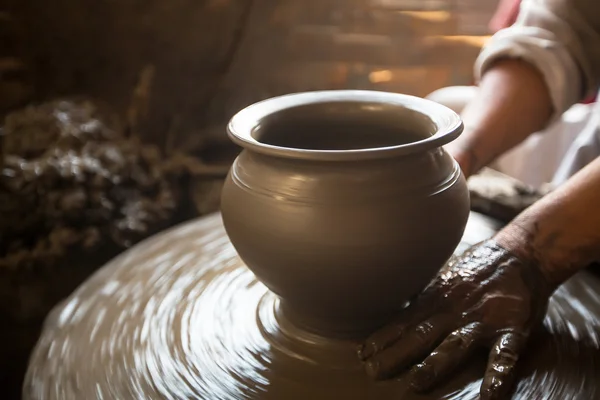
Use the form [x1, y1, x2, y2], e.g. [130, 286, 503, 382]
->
[2, 0, 498, 147]
[1, 0, 499, 398]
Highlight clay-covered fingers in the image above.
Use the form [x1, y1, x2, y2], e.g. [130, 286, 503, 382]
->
[409, 322, 484, 392]
[363, 314, 453, 379]
[358, 322, 407, 361]
[358, 292, 439, 360]
[480, 332, 527, 400]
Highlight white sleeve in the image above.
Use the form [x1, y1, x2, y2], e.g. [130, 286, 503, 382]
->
[474, 0, 600, 123]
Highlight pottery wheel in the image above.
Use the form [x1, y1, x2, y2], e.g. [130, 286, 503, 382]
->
[24, 212, 600, 399]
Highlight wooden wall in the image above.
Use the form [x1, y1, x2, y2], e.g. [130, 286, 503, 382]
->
[4, 0, 498, 150]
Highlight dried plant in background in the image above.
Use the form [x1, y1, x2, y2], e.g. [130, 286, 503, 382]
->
[0, 98, 228, 321]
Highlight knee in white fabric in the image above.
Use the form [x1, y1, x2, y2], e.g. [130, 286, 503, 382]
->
[425, 86, 478, 114]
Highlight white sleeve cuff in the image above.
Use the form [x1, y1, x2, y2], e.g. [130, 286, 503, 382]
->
[474, 27, 583, 124]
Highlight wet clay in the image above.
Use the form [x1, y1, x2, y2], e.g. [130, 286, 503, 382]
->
[254, 101, 433, 150]
[222, 91, 470, 336]
[467, 168, 552, 224]
[24, 212, 600, 399]
[358, 240, 553, 399]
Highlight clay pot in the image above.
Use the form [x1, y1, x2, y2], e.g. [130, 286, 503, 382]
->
[221, 90, 469, 338]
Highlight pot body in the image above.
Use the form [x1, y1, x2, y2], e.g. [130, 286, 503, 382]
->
[221, 143, 468, 337]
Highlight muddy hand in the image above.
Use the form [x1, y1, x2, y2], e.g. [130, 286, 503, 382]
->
[358, 240, 552, 400]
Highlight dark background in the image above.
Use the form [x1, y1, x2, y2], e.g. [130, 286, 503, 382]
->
[1, 0, 499, 398]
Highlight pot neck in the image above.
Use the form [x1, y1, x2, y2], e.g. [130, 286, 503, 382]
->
[228, 90, 463, 162]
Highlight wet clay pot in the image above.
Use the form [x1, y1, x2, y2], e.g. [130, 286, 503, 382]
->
[221, 90, 469, 337]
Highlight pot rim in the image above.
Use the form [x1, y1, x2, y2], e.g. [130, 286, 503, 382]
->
[227, 90, 463, 161]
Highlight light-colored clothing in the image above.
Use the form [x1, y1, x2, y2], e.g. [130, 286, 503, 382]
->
[427, 86, 595, 188]
[477, 0, 600, 121]
[431, 0, 600, 188]
[553, 103, 600, 184]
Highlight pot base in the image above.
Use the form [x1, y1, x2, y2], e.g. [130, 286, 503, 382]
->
[24, 213, 600, 399]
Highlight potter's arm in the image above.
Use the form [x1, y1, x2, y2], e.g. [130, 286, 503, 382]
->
[359, 157, 600, 399]
[447, 59, 553, 177]
[447, 0, 600, 177]
[495, 155, 600, 289]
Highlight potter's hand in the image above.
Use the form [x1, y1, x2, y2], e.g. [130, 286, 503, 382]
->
[358, 240, 552, 400]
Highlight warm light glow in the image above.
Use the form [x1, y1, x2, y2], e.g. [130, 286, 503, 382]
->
[429, 35, 493, 47]
[369, 70, 393, 83]
[370, 0, 449, 9]
[398, 10, 451, 22]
